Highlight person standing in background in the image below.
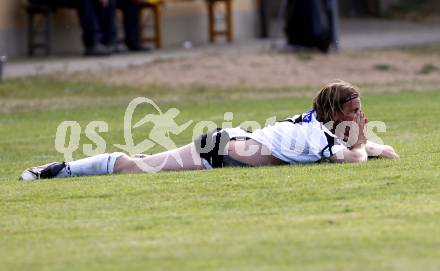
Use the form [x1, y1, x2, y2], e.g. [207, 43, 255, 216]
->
[117, 0, 149, 51]
[80, 0, 149, 54]
[76, 0, 116, 56]
[28, 0, 147, 55]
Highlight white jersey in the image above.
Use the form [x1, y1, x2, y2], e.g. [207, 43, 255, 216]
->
[224, 110, 346, 163]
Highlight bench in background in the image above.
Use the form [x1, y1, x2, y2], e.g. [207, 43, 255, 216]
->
[26, 0, 234, 56]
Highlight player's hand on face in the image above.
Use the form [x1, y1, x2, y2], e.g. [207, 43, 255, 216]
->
[355, 111, 368, 146]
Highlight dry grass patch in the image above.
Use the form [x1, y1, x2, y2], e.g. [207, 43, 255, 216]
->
[72, 48, 440, 90]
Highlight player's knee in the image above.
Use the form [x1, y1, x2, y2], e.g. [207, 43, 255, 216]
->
[113, 153, 133, 173]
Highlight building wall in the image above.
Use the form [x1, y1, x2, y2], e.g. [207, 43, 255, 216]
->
[0, 0, 258, 58]
[0, 0, 26, 57]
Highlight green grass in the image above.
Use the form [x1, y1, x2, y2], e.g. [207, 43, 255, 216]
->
[1, 78, 440, 271]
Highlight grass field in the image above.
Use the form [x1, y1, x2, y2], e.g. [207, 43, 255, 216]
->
[1, 78, 440, 271]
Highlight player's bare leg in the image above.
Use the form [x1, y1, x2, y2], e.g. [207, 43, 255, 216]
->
[114, 143, 204, 173]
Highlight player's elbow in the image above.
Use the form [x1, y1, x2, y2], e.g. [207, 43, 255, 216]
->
[348, 151, 368, 163]
[331, 149, 367, 163]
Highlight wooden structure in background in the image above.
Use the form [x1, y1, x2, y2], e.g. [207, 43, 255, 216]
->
[26, 0, 234, 55]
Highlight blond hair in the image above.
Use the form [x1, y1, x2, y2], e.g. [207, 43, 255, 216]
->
[313, 80, 360, 123]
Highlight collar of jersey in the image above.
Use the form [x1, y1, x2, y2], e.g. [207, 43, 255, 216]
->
[309, 112, 339, 139]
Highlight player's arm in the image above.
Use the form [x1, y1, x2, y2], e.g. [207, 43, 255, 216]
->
[330, 145, 368, 163]
[330, 112, 368, 163]
[366, 141, 400, 159]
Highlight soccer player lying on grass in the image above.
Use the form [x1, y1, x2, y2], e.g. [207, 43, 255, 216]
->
[20, 81, 399, 181]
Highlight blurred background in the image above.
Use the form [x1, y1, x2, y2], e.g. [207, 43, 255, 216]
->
[0, 0, 439, 58]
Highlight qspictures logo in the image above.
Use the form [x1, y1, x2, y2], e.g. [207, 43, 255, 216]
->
[54, 97, 387, 171]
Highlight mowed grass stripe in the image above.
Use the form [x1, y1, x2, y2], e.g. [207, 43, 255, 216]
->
[0, 79, 440, 271]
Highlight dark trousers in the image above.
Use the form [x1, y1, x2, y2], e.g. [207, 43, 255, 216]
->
[117, 0, 141, 49]
[76, 0, 117, 48]
[28, 0, 140, 49]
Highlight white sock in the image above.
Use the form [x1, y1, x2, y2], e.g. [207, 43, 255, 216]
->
[57, 152, 124, 177]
